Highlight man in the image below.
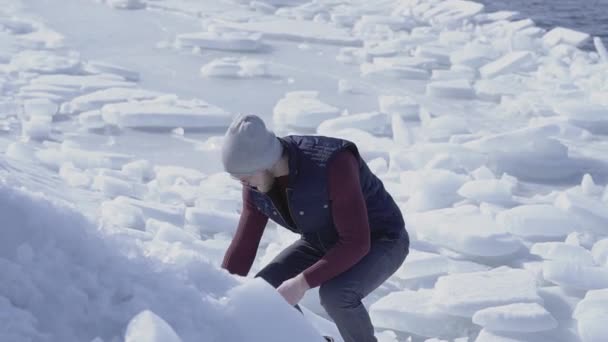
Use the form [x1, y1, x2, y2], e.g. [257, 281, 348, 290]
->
[221, 114, 409, 342]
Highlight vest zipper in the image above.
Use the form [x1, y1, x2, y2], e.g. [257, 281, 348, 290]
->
[285, 188, 301, 234]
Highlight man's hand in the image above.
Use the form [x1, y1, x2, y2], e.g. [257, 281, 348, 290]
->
[277, 273, 310, 305]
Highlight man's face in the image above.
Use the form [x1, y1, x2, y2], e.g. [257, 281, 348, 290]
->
[233, 169, 275, 193]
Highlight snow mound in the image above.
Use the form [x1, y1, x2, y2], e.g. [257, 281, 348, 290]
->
[431, 268, 541, 317]
[472, 302, 558, 333]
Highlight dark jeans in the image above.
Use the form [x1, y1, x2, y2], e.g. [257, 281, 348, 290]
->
[255, 233, 409, 342]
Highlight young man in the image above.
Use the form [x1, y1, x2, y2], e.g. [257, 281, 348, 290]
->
[221, 114, 409, 342]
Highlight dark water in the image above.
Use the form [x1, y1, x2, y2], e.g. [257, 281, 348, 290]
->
[477, 0, 608, 51]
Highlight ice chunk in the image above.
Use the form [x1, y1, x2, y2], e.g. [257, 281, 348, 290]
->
[185, 208, 239, 236]
[543, 27, 591, 48]
[378, 95, 419, 119]
[554, 192, 608, 235]
[370, 289, 471, 338]
[125, 310, 181, 342]
[457, 179, 515, 205]
[9, 50, 81, 74]
[573, 289, 608, 342]
[414, 45, 451, 65]
[394, 250, 450, 281]
[176, 31, 263, 52]
[450, 43, 497, 68]
[62, 88, 160, 114]
[200, 57, 271, 78]
[273, 91, 340, 131]
[122, 159, 155, 183]
[84, 61, 140, 81]
[399, 169, 469, 210]
[531, 242, 594, 266]
[410, 210, 523, 257]
[107, 0, 146, 10]
[432, 268, 542, 317]
[426, 79, 475, 99]
[23, 98, 58, 119]
[154, 165, 205, 187]
[422, 0, 484, 27]
[37, 142, 133, 170]
[537, 286, 580, 321]
[317, 111, 389, 136]
[361, 63, 430, 80]
[59, 163, 92, 188]
[101, 97, 231, 130]
[592, 239, 608, 266]
[479, 51, 535, 78]
[464, 127, 578, 182]
[543, 261, 608, 290]
[112, 196, 185, 226]
[473, 302, 557, 333]
[496, 205, 577, 239]
[216, 18, 362, 46]
[100, 199, 145, 229]
[552, 101, 608, 134]
[92, 174, 146, 199]
[30, 74, 135, 94]
[21, 116, 52, 141]
[594, 37, 608, 63]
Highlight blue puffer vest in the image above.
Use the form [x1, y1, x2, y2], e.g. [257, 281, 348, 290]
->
[248, 135, 407, 251]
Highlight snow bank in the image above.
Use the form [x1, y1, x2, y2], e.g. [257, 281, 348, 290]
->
[0, 170, 326, 342]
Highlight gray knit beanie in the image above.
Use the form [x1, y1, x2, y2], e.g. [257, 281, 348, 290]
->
[221, 114, 283, 176]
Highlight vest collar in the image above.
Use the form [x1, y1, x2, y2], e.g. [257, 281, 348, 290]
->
[277, 137, 299, 187]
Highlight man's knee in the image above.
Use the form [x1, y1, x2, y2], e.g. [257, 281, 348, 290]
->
[319, 280, 361, 311]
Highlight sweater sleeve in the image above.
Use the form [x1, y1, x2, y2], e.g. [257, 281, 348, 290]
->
[301, 150, 371, 288]
[221, 187, 269, 276]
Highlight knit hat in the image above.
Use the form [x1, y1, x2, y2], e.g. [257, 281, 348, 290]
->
[221, 114, 283, 176]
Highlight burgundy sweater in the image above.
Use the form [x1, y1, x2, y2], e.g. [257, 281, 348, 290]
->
[221, 150, 371, 288]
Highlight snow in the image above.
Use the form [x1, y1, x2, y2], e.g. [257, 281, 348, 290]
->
[431, 268, 542, 317]
[473, 302, 557, 333]
[2, 0, 608, 340]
